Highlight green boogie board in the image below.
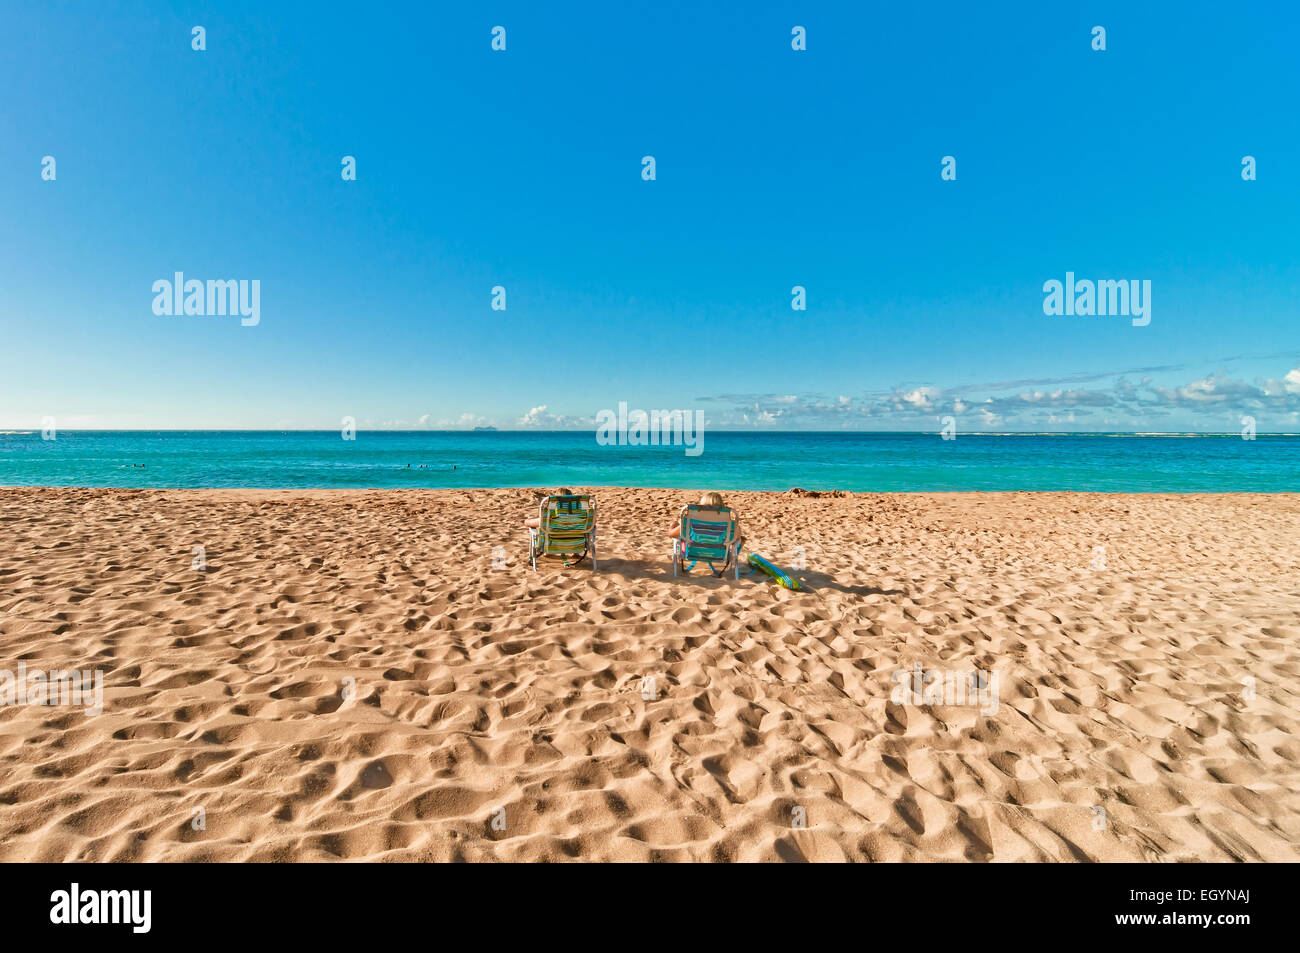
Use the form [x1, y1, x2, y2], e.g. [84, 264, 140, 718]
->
[747, 553, 800, 590]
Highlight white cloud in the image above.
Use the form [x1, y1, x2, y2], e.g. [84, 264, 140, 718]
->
[900, 387, 938, 410]
[517, 405, 593, 429]
[519, 405, 550, 427]
[694, 362, 1300, 430]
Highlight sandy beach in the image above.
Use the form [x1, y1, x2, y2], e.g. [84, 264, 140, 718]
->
[1, 486, 1297, 862]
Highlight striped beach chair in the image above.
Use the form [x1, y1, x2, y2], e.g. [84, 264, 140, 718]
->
[672, 504, 740, 580]
[527, 494, 597, 570]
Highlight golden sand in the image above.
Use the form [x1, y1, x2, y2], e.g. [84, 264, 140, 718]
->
[1, 487, 1298, 861]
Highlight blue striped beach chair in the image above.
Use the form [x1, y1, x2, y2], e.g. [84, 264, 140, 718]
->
[672, 504, 740, 580]
[528, 494, 597, 570]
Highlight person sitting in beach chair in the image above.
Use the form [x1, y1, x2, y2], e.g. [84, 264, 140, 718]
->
[524, 488, 572, 531]
[526, 490, 597, 570]
[670, 492, 743, 580]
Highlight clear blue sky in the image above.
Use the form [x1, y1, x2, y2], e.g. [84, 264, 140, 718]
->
[3, 0, 1298, 431]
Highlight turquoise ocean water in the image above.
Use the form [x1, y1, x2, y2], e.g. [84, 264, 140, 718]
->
[1, 431, 1297, 492]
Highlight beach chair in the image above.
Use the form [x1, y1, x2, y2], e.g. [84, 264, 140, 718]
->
[672, 504, 740, 580]
[527, 494, 597, 571]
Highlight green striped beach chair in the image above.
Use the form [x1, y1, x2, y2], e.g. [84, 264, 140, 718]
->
[527, 494, 598, 571]
[672, 504, 740, 580]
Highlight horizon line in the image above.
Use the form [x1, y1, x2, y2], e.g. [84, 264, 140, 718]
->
[4, 428, 1298, 437]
